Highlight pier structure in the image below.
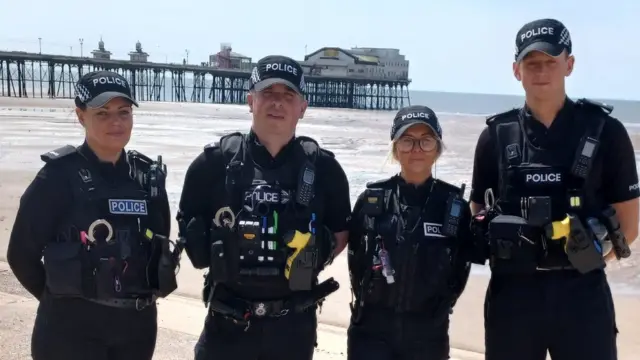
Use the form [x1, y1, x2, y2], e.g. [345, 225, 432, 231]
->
[0, 40, 411, 110]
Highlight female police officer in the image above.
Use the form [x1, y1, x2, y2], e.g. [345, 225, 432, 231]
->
[347, 105, 472, 360]
[6, 71, 177, 360]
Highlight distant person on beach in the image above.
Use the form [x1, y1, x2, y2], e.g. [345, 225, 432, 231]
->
[176, 55, 351, 360]
[469, 19, 639, 360]
[6, 71, 180, 360]
[347, 105, 472, 360]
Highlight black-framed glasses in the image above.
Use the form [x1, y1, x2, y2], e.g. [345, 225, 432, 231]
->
[396, 136, 438, 152]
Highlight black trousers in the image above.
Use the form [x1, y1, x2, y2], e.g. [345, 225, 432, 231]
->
[347, 307, 450, 360]
[485, 269, 618, 360]
[31, 296, 158, 360]
[194, 310, 317, 360]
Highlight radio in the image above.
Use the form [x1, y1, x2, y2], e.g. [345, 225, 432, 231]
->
[443, 184, 466, 237]
[571, 136, 599, 180]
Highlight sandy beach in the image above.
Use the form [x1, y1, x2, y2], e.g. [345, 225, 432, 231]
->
[1, 97, 639, 359]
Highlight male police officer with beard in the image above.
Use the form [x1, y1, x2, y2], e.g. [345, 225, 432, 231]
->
[470, 19, 639, 360]
[177, 55, 351, 360]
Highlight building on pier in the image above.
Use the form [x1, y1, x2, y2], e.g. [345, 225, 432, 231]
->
[91, 38, 112, 60]
[209, 43, 253, 71]
[0, 47, 411, 110]
[302, 47, 410, 81]
[128, 41, 149, 63]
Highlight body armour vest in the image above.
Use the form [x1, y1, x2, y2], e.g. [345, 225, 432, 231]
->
[40, 145, 169, 302]
[349, 176, 469, 314]
[207, 133, 327, 299]
[486, 99, 609, 268]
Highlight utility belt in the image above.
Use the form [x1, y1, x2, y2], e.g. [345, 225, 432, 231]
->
[486, 195, 630, 274]
[43, 290, 157, 311]
[208, 277, 339, 330]
[487, 214, 567, 273]
[86, 295, 157, 310]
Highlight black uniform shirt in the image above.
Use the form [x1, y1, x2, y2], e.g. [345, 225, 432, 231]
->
[6, 142, 171, 300]
[470, 98, 640, 206]
[178, 130, 352, 242]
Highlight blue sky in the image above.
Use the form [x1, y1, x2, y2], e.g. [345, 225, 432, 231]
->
[1, 0, 638, 100]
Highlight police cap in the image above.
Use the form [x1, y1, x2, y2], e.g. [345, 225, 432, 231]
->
[515, 18, 572, 62]
[390, 105, 442, 141]
[249, 55, 305, 96]
[74, 71, 138, 108]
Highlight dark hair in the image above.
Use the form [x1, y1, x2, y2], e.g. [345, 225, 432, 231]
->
[74, 97, 87, 111]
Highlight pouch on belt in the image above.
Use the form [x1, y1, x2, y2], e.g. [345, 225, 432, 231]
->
[146, 230, 179, 297]
[488, 215, 540, 273]
[42, 242, 84, 297]
[564, 214, 606, 274]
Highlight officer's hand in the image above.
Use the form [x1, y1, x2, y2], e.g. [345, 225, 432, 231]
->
[604, 251, 617, 262]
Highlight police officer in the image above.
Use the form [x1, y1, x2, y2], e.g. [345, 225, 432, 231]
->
[470, 19, 639, 360]
[6, 71, 180, 360]
[348, 105, 472, 360]
[177, 55, 351, 360]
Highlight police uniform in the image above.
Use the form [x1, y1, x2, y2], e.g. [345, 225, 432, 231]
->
[470, 20, 640, 360]
[7, 143, 174, 360]
[6, 71, 177, 360]
[347, 106, 472, 360]
[178, 55, 351, 360]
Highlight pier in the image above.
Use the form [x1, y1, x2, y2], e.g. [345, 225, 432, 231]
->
[0, 50, 410, 110]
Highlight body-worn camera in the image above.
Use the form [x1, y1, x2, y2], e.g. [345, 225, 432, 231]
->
[523, 196, 551, 227]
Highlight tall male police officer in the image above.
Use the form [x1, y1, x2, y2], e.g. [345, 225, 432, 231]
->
[470, 19, 639, 360]
[177, 55, 351, 360]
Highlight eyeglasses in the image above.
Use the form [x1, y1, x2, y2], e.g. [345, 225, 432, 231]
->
[396, 136, 438, 152]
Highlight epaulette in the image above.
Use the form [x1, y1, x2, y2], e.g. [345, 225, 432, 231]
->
[319, 148, 335, 158]
[434, 178, 464, 197]
[204, 131, 244, 152]
[576, 98, 613, 115]
[40, 145, 77, 163]
[295, 136, 321, 160]
[127, 150, 153, 165]
[296, 135, 319, 147]
[485, 108, 519, 125]
[365, 176, 395, 189]
[203, 141, 220, 151]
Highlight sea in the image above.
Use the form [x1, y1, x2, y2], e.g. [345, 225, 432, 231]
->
[0, 90, 639, 295]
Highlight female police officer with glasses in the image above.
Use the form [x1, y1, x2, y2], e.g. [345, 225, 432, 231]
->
[6, 71, 178, 360]
[347, 105, 472, 360]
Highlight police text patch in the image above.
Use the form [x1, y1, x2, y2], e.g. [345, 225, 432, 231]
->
[423, 222, 445, 238]
[109, 199, 148, 215]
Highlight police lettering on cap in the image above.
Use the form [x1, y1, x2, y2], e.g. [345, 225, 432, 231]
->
[401, 112, 431, 121]
[75, 70, 139, 108]
[520, 26, 555, 42]
[265, 63, 298, 76]
[391, 105, 442, 141]
[91, 76, 129, 88]
[515, 18, 572, 62]
[250, 55, 305, 96]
